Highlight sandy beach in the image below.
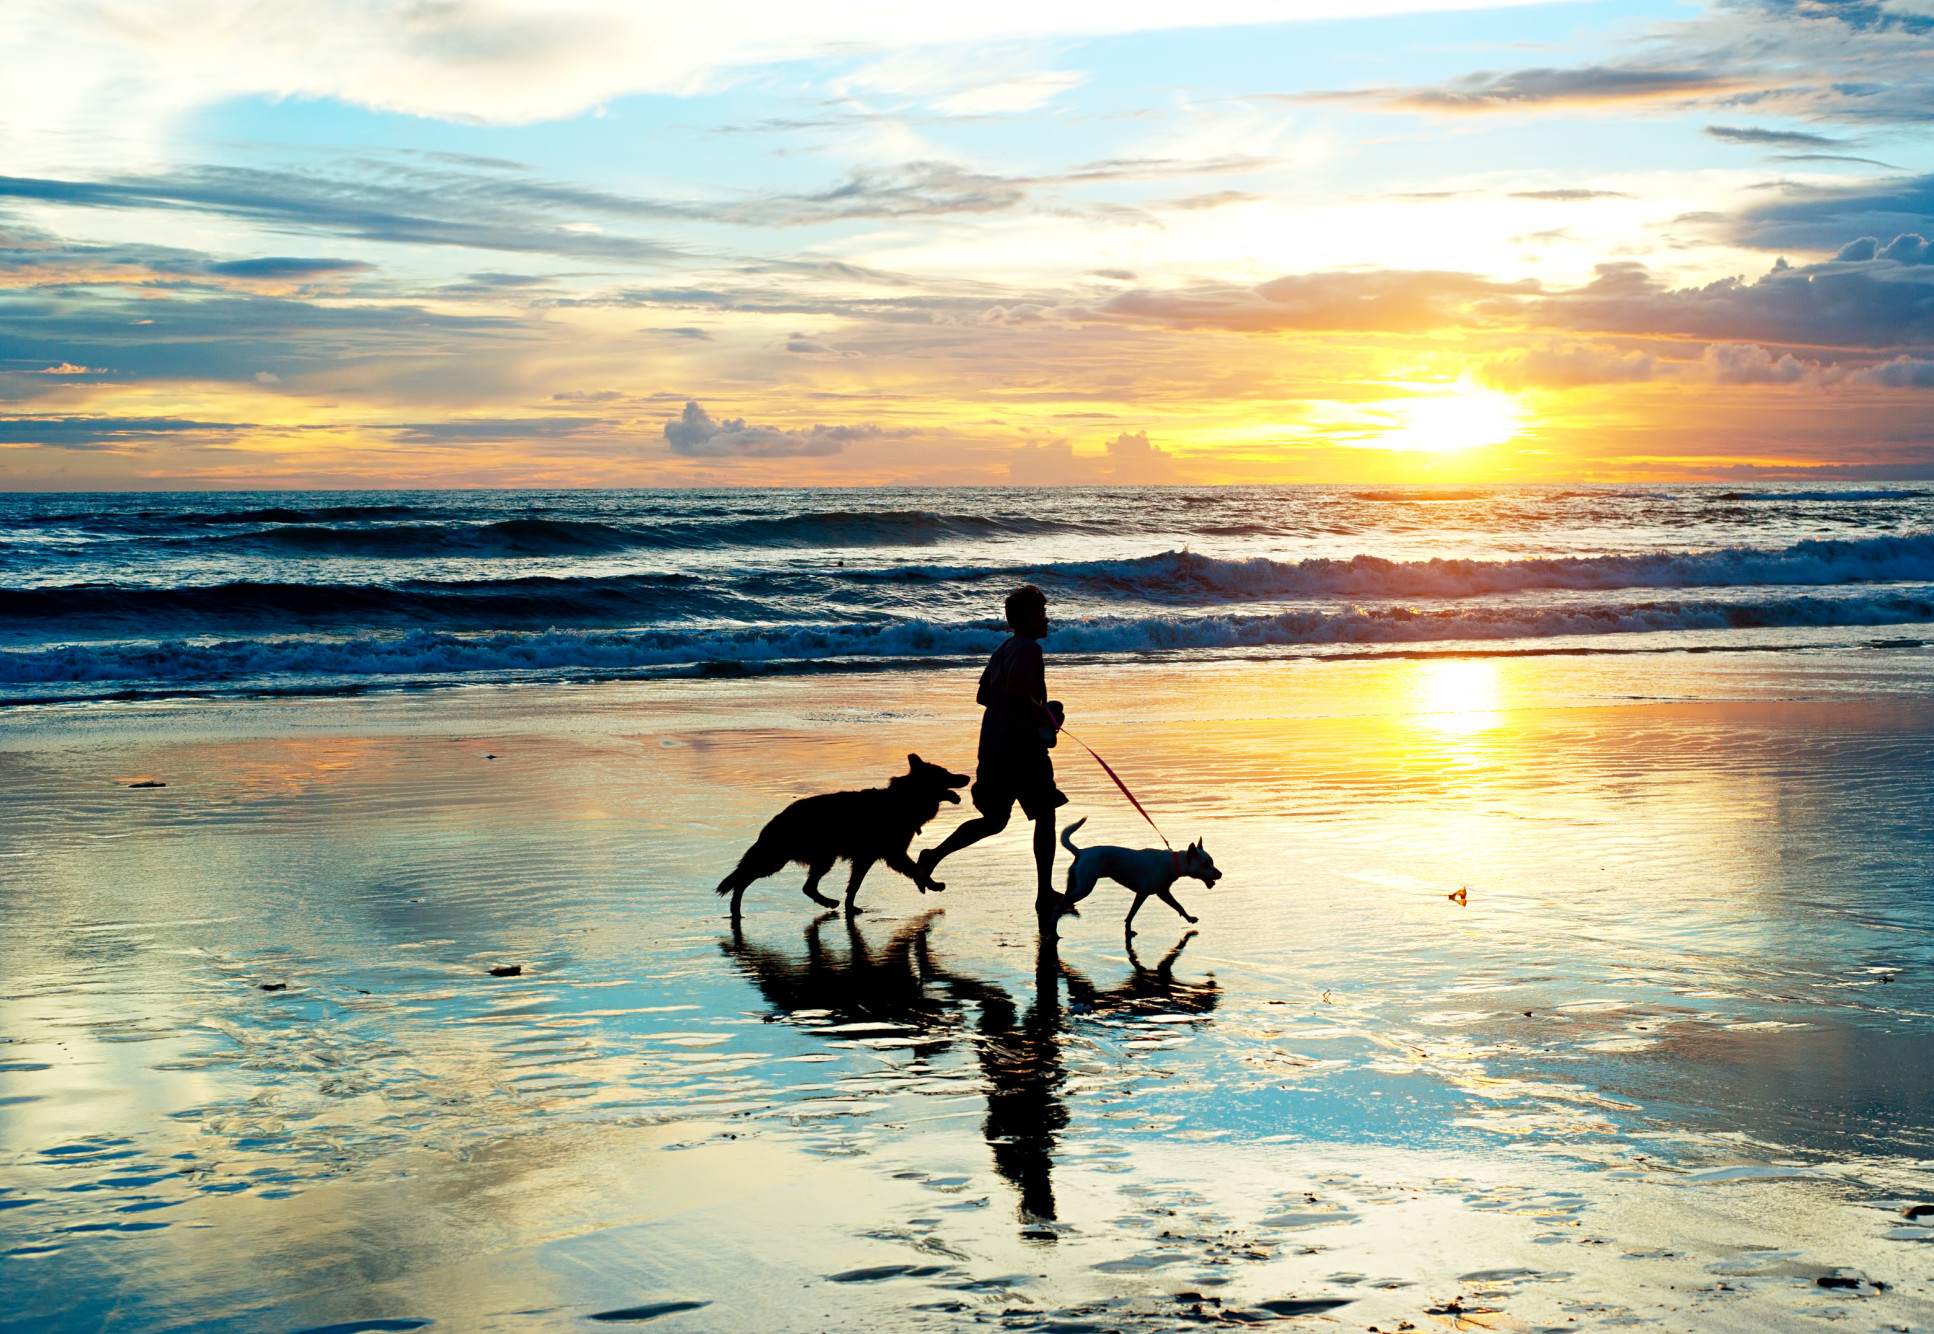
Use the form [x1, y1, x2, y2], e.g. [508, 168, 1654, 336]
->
[5, 649, 1934, 1331]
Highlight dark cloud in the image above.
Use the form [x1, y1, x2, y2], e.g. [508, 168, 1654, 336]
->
[1530, 254, 1934, 348]
[1393, 66, 1736, 112]
[0, 262, 539, 392]
[661, 401, 909, 458]
[1773, 153, 1901, 168]
[1312, 1, 1934, 127]
[1706, 125, 1846, 147]
[0, 416, 247, 449]
[1852, 355, 1934, 387]
[204, 256, 373, 279]
[0, 166, 686, 263]
[1730, 175, 1934, 253]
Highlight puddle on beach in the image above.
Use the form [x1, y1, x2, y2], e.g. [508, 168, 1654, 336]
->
[6, 657, 1934, 1332]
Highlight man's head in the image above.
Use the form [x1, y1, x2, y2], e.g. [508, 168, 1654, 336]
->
[1005, 583, 1048, 639]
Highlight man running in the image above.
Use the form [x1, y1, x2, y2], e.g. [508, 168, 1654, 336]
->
[918, 584, 1066, 914]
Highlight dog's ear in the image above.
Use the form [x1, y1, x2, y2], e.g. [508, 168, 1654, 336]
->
[907, 752, 922, 768]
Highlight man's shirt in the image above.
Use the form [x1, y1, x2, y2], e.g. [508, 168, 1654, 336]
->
[976, 634, 1046, 763]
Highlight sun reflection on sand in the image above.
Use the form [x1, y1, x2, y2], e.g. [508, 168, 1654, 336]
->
[1410, 658, 1506, 738]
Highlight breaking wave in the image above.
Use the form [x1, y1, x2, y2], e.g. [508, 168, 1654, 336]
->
[1012, 533, 1934, 602]
[6, 591, 1932, 689]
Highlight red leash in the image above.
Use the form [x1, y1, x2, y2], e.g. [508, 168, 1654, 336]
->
[1047, 710, 1180, 871]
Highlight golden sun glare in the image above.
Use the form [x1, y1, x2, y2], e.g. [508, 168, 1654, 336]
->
[1322, 384, 1530, 455]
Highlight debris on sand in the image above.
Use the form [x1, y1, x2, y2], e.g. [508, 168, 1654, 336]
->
[1448, 887, 1468, 905]
[127, 780, 166, 788]
[1904, 1204, 1934, 1219]
[1816, 1270, 1885, 1293]
[488, 964, 523, 977]
[587, 1298, 711, 1322]
[259, 983, 287, 992]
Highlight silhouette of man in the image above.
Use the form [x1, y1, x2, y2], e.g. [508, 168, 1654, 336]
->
[919, 584, 1066, 913]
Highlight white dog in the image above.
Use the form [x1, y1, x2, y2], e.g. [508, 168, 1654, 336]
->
[1058, 817, 1222, 934]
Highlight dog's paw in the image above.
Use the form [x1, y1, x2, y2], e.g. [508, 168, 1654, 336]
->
[1185, 915, 1200, 924]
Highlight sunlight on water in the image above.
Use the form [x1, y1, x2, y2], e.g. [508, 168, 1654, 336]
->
[6, 657, 1934, 1330]
[1409, 657, 1506, 736]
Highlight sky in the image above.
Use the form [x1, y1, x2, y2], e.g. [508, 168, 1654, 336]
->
[2, 0, 1932, 490]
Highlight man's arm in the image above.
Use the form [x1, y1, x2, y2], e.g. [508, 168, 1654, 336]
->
[1004, 639, 1055, 730]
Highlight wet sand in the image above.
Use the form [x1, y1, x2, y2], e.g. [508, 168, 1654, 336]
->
[6, 651, 1934, 1332]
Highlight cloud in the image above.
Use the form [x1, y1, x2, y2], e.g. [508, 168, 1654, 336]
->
[1106, 429, 1176, 482]
[1479, 343, 1661, 391]
[1730, 175, 1934, 254]
[783, 331, 857, 355]
[1705, 125, 1846, 148]
[1702, 340, 1814, 384]
[1507, 189, 1632, 202]
[1848, 355, 1934, 388]
[0, 0, 1568, 172]
[0, 165, 688, 262]
[1390, 66, 1738, 112]
[1086, 270, 1532, 333]
[662, 401, 910, 457]
[1310, 1, 1934, 127]
[0, 261, 541, 396]
[1528, 253, 1934, 348]
[205, 256, 373, 279]
[381, 418, 607, 443]
[0, 416, 246, 449]
[1008, 437, 1082, 484]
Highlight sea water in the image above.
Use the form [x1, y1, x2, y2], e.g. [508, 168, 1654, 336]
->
[4, 483, 1934, 700]
[7, 487, 1934, 1331]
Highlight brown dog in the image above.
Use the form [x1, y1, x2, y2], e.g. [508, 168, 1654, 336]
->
[716, 753, 969, 917]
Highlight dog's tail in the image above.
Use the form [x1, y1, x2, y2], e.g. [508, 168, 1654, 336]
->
[1059, 816, 1087, 858]
[716, 836, 783, 897]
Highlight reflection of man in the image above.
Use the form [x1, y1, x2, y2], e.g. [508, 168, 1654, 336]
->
[919, 584, 1066, 913]
[974, 933, 1069, 1230]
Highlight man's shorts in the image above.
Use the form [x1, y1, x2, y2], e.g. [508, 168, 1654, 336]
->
[972, 748, 1069, 823]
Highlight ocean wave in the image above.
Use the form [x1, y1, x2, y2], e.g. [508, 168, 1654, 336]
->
[196, 509, 1096, 557]
[1008, 533, 1934, 602]
[225, 517, 650, 556]
[1711, 490, 1926, 503]
[0, 573, 744, 629]
[704, 509, 1089, 547]
[193, 504, 423, 525]
[6, 592, 1931, 685]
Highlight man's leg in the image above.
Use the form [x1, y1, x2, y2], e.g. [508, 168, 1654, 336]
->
[1032, 813, 1057, 916]
[921, 803, 1009, 871]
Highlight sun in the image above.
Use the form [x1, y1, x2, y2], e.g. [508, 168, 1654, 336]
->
[1345, 384, 1530, 454]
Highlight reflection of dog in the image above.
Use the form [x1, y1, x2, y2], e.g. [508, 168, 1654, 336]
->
[1058, 817, 1222, 935]
[717, 754, 969, 916]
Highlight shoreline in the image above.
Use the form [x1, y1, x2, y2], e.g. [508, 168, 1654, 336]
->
[4, 626, 1933, 717]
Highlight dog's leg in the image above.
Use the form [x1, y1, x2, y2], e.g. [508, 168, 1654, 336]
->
[1124, 892, 1150, 937]
[1061, 860, 1100, 912]
[884, 847, 944, 894]
[842, 858, 875, 914]
[1155, 886, 1199, 925]
[800, 859, 839, 909]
